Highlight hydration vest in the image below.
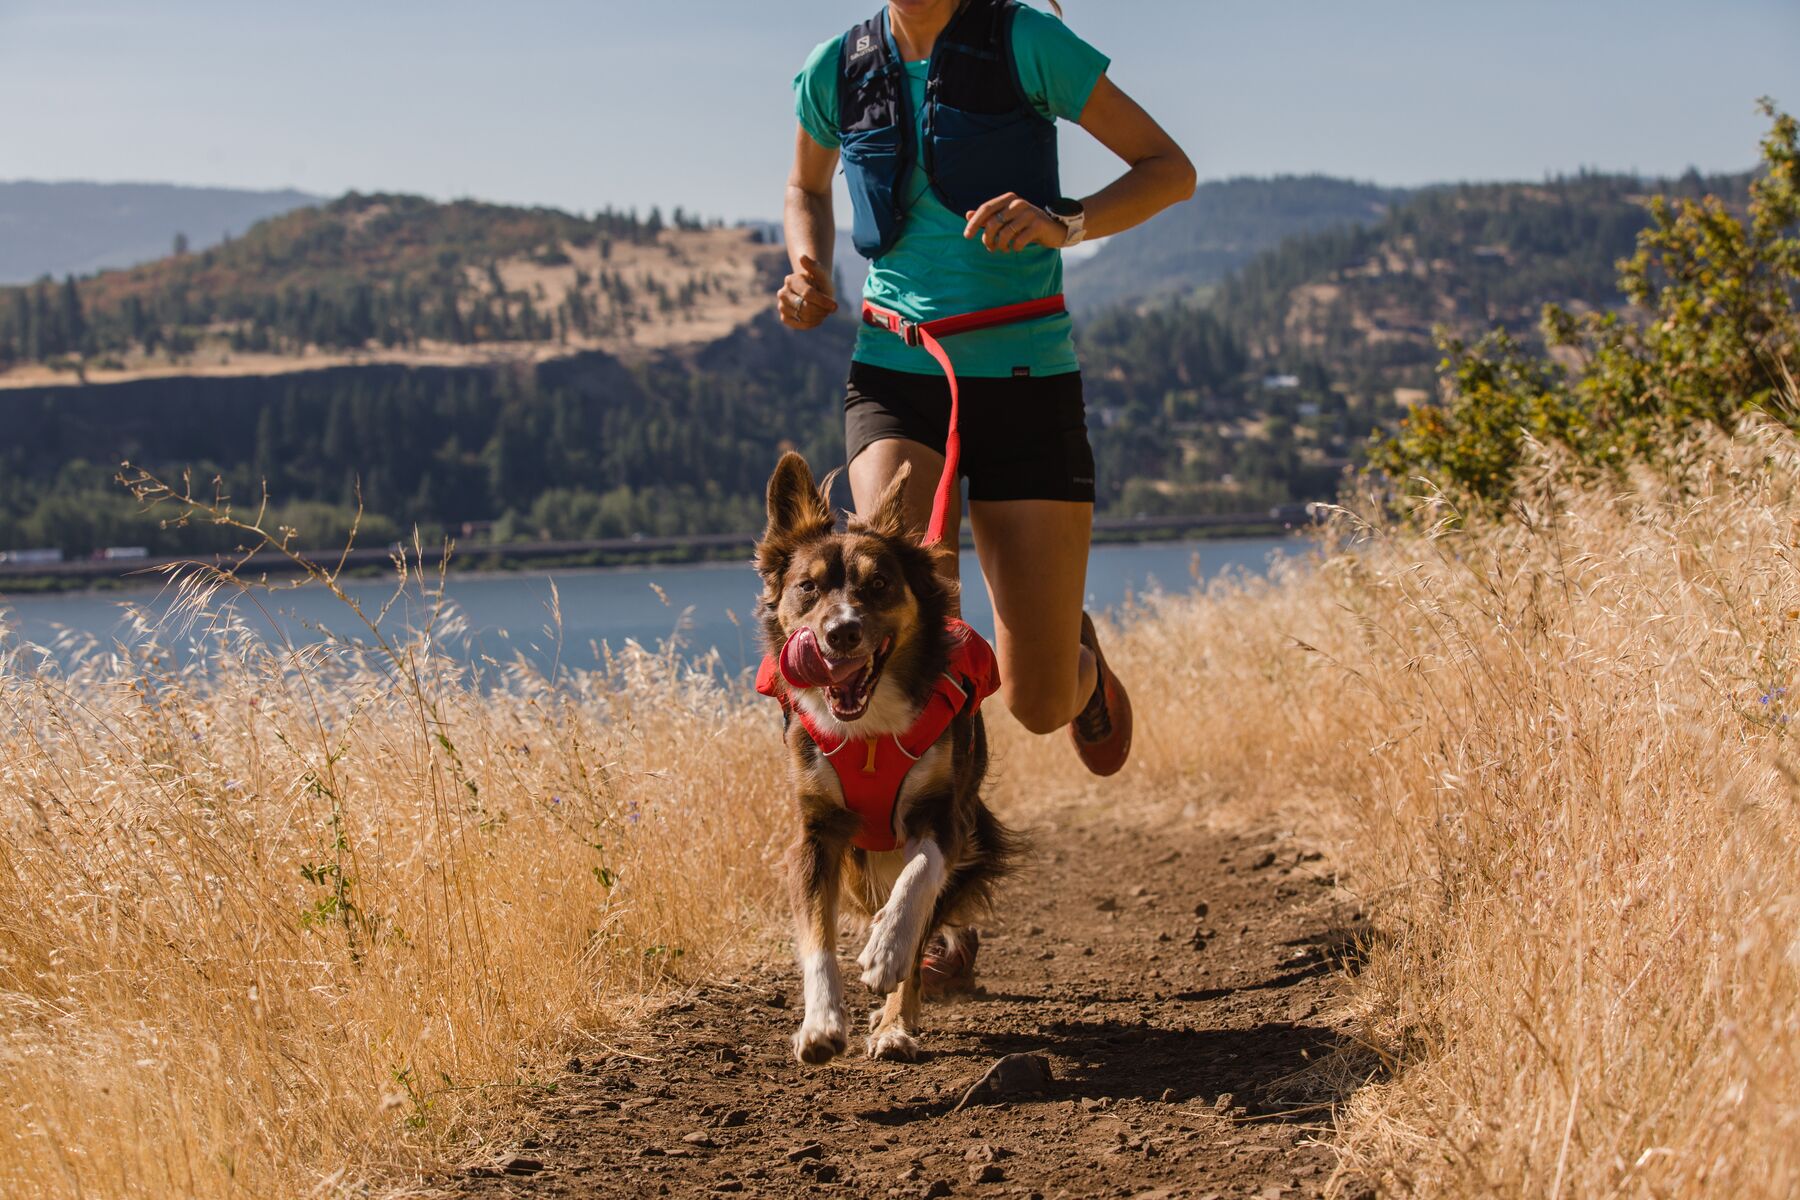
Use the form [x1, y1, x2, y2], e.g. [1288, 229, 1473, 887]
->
[837, 0, 1061, 260]
[756, 619, 1001, 852]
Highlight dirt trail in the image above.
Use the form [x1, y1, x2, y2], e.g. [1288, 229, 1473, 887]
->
[454, 787, 1369, 1200]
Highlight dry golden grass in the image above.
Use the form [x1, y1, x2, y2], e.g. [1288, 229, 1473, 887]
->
[0, 581, 789, 1197]
[6, 425, 1799, 1197]
[1075, 425, 1800, 1197]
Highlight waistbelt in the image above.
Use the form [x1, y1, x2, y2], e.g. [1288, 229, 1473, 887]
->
[860, 294, 1067, 546]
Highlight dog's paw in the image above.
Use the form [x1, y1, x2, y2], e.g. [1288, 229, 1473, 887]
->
[865, 1025, 921, 1062]
[857, 909, 914, 995]
[791, 1009, 848, 1065]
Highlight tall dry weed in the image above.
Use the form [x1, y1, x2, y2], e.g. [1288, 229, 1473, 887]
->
[0, 574, 788, 1198]
[1072, 426, 1800, 1196]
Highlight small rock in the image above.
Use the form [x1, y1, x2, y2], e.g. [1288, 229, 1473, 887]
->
[718, 1108, 749, 1128]
[969, 1163, 1005, 1184]
[1080, 1097, 1109, 1112]
[923, 1182, 954, 1199]
[711, 1183, 744, 1194]
[1160, 1087, 1179, 1102]
[1129, 884, 1149, 897]
[621, 1097, 658, 1112]
[1156, 931, 1171, 942]
[764, 991, 789, 1008]
[682, 1131, 717, 1147]
[1156, 850, 1181, 864]
[953, 1053, 1055, 1111]
[803, 1162, 841, 1182]
[565, 1056, 583, 1073]
[1082, 946, 1095, 957]
[1193, 900, 1209, 918]
[1213, 1092, 1234, 1111]
[1250, 850, 1277, 870]
[501, 1156, 544, 1176]
[785, 1142, 825, 1163]
[1094, 896, 1119, 912]
[897, 1165, 924, 1182]
[636, 1146, 665, 1158]
[1027, 924, 1045, 936]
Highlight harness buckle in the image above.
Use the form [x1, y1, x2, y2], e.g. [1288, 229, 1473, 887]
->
[899, 320, 923, 348]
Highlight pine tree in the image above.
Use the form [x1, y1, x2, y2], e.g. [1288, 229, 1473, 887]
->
[58, 276, 86, 352]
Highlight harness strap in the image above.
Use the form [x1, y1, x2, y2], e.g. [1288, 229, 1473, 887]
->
[861, 295, 1067, 547]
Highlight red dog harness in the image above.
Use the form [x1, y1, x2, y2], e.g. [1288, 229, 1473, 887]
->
[758, 296, 1061, 847]
[756, 619, 999, 851]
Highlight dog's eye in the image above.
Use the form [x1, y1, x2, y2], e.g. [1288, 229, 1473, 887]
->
[796, 579, 817, 594]
[866, 574, 888, 592]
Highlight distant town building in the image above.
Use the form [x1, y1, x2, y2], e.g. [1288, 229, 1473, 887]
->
[0, 548, 65, 566]
[1261, 374, 1301, 391]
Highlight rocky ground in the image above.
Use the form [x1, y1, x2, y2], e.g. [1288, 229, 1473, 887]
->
[452, 787, 1373, 1200]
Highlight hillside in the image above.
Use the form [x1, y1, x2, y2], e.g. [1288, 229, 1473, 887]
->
[0, 180, 319, 284]
[0, 192, 781, 388]
[1215, 168, 1749, 408]
[1066, 175, 1409, 311]
[0, 169, 1765, 561]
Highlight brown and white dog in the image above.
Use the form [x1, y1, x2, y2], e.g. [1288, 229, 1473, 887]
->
[755, 451, 1019, 1064]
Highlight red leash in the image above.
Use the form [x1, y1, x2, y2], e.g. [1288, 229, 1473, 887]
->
[860, 295, 1067, 547]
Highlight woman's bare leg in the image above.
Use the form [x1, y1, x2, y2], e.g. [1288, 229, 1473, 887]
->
[848, 438, 962, 595]
[969, 499, 1098, 735]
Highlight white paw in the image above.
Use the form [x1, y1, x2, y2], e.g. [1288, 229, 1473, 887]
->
[857, 904, 915, 995]
[866, 1025, 921, 1062]
[791, 1007, 848, 1065]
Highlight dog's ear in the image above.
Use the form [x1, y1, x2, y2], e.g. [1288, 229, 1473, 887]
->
[854, 461, 913, 542]
[757, 452, 833, 581]
[765, 452, 832, 538]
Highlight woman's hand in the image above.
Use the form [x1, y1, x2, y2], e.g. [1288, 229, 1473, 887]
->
[963, 194, 1069, 254]
[776, 254, 839, 330]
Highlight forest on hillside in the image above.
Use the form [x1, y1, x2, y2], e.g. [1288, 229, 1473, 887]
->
[0, 193, 745, 369]
[1065, 175, 1409, 311]
[0, 167, 1760, 560]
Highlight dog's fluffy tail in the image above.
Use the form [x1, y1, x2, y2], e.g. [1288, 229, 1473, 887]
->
[936, 802, 1028, 926]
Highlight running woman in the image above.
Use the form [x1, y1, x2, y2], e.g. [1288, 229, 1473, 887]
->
[778, 0, 1195, 989]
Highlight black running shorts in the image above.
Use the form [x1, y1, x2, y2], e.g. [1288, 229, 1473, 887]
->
[843, 362, 1097, 504]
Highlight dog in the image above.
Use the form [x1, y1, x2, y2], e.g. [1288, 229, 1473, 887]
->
[754, 451, 1019, 1064]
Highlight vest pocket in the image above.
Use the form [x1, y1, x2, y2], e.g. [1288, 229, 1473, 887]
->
[840, 124, 905, 258]
[930, 103, 1059, 214]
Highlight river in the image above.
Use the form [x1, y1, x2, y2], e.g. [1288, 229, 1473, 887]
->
[0, 536, 1304, 675]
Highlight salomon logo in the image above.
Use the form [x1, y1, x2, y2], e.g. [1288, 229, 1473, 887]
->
[854, 34, 873, 56]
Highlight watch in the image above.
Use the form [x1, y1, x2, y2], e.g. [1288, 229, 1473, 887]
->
[1046, 197, 1086, 248]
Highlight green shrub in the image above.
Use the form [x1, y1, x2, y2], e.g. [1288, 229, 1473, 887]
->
[1370, 101, 1799, 515]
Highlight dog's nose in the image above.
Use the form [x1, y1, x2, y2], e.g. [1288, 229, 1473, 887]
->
[823, 617, 863, 655]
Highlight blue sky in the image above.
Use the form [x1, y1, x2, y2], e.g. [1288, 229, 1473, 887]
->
[2, 0, 1794, 220]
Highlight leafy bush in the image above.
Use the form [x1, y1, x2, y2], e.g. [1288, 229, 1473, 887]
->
[1370, 102, 1799, 514]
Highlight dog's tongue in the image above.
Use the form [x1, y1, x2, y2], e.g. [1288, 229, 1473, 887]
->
[779, 627, 865, 689]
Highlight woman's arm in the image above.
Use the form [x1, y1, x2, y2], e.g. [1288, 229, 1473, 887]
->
[965, 73, 1197, 253]
[779, 126, 842, 330]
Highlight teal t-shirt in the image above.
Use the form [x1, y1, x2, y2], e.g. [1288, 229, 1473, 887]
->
[793, 5, 1109, 378]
